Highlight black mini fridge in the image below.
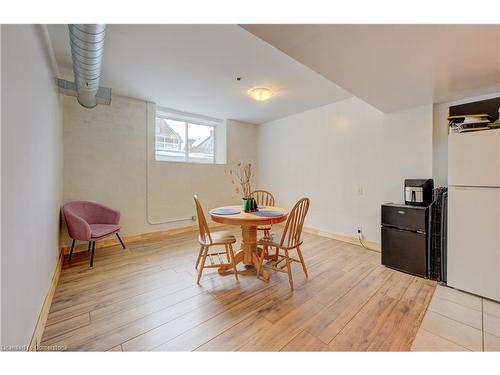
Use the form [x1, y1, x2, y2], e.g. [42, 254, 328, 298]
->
[381, 203, 430, 278]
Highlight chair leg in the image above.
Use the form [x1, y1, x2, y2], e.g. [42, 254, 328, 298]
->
[196, 246, 208, 284]
[272, 246, 279, 262]
[116, 233, 126, 249]
[195, 245, 204, 270]
[224, 244, 231, 263]
[68, 239, 76, 262]
[285, 250, 294, 290]
[296, 246, 308, 278]
[228, 244, 239, 282]
[256, 244, 267, 278]
[90, 241, 96, 268]
[87, 241, 91, 252]
[262, 246, 269, 260]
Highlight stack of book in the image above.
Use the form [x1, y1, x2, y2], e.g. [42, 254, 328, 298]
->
[448, 114, 490, 133]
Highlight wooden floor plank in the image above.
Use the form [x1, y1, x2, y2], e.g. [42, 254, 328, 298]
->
[41, 226, 435, 351]
[42, 292, 216, 350]
[147, 283, 281, 351]
[42, 312, 90, 342]
[280, 330, 329, 352]
[327, 271, 414, 351]
[304, 265, 393, 344]
[121, 270, 289, 351]
[151, 255, 348, 352]
[46, 270, 194, 326]
[237, 298, 325, 351]
[194, 315, 273, 352]
[366, 277, 436, 351]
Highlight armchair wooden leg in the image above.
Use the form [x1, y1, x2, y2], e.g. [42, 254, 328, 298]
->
[116, 233, 126, 249]
[90, 241, 96, 268]
[228, 244, 239, 282]
[285, 250, 294, 290]
[197, 246, 208, 284]
[68, 239, 76, 262]
[195, 245, 204, 270]
[296, 246, 308, 278]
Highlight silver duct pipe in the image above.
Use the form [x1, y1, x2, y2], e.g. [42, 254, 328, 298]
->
[68, 24, 106, 108]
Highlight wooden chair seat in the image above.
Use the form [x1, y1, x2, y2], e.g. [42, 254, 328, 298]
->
[198, 230, 236, 245]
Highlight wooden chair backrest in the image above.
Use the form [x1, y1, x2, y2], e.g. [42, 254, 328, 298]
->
[280, 197, 310, 248]
[193, 195, 212, 244]
[250, 189, 275, 207]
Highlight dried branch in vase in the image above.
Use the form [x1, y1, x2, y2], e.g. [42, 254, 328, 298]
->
[225, 162, 252, 199]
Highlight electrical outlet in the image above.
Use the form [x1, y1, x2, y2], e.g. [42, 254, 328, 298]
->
[357, 226, 362, 234]
[191, 215, 196, 221]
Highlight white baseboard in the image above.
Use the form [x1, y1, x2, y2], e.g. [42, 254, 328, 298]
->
[29, 250, 63, 351]
[302, 226, 381, 252]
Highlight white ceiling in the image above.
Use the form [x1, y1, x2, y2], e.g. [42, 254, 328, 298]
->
[242, 24, 500, 113]
[47, 24, 350, 124]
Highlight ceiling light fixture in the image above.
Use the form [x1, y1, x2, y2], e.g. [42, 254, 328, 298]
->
[248, 87, 273, 102]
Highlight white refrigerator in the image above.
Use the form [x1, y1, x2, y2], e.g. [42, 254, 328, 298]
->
[448, 130, 500, 301]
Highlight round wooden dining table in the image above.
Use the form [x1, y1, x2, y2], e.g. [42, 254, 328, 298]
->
[210, 205, 288, 280]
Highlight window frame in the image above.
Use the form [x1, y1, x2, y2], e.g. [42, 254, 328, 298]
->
[155, 112, 217, 164]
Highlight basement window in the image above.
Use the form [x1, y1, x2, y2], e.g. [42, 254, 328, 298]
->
[155, 109, 224, 164]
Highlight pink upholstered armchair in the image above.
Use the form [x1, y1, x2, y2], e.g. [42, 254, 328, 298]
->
[63, 201, 126, 267]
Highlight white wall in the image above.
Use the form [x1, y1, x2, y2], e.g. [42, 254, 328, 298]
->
[62, 94, 258, 242]
[257, 97, 432, 243]
[1, 25, 63, 348]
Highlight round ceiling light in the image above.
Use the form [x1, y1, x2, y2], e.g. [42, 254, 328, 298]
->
[248, 87, 273, 102]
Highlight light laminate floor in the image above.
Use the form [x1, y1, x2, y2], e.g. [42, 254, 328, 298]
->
[41, 227, 436, 351]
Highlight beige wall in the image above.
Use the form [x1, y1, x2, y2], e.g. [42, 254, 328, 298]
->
[63, 94, 258, 243]
[1, 25, 63, 348]
[257, 97, 433, 243]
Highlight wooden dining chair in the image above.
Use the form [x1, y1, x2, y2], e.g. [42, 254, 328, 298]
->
[193, 195, 239, 284]
[250, 189, 275, 237]
[256, 197, 310, 290]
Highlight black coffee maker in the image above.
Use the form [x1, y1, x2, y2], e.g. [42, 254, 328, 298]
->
[404, 179, 434, 206]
